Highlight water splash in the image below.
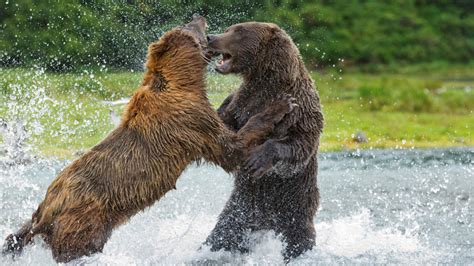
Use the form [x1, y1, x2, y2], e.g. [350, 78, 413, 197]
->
[0, 68, 117, 156]
[1, 148, 472, 264]
[0, 119, 33, 166]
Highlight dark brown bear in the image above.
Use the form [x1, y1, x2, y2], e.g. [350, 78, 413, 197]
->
[2, 16, 293, 263]
[204, 22, 324, 261]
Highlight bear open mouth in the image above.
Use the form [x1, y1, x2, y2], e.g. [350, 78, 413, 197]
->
[216, 53, 232, 73]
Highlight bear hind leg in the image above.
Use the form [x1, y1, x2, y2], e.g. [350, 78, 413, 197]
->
[280, 222, 316, 262]
[50, 204, 112, 263]
[205, 223, 251, 254]
[204, 200, 252, 254]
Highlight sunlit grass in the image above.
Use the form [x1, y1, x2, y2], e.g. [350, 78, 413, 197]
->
[0, 64, 472, 158]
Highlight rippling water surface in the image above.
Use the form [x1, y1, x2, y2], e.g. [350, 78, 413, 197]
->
[0, 148, 472, 264]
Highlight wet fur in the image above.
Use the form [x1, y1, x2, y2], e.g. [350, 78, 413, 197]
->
[205, 22, 324, 261]
[3, 27, 292, 263]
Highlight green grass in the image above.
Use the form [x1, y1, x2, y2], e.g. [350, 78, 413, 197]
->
[0, 64, 473, 158]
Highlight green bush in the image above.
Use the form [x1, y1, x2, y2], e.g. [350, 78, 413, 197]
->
[438, 89, 474, 113]
[0, 1, 105, 71]
[0, 0, 261, 71]
[393, 87, 433, 113]
[255, 0, 474, 68]
[0, 1, 473, 70]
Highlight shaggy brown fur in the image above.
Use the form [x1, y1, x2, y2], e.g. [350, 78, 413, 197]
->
[2, 17, 293, 263]
[205, 22, 324, 262]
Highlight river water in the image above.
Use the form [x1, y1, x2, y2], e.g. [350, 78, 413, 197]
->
[0, 148, 472, 265]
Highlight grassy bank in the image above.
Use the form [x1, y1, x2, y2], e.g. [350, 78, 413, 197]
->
[0, 64, 473, 158]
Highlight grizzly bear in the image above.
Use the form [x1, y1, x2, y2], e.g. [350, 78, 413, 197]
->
[204, 22, 324, 261]
[2, 16, 293, 263]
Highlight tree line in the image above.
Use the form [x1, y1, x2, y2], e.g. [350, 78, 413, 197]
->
[1, 0, 473, 71]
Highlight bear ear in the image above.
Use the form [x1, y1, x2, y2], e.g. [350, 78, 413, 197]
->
[147, 39, 169, 62]
[266, 25, 288, 47]
[267, 23, 281, 35]
[265, 24, 287, 45]
[145, 38, 171, 73]
[148, 34, 173, 61]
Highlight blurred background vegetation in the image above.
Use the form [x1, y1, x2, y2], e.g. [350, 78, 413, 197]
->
[0, 0, 473, 156]
[1, 0, 473, 71]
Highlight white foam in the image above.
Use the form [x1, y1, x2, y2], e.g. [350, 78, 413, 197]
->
[0, 207, 446, 264]
[0, 161, 462, 265]
[75, 208, 437, 264]
[311, 208, 435, 263]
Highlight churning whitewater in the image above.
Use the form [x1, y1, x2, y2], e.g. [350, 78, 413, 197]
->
[1, 148, 472, 264]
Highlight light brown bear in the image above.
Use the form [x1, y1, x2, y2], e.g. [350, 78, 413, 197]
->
[2, 16, 293, 263]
